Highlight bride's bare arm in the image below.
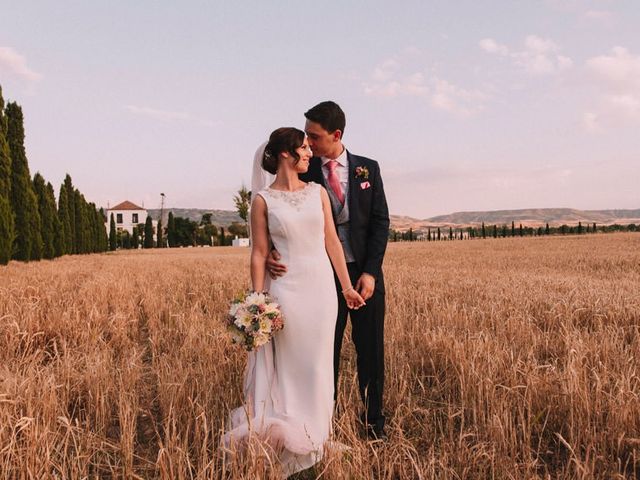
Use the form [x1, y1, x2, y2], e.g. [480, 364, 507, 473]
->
[320, 188, 365, 309]
[250, 195, 269, 292]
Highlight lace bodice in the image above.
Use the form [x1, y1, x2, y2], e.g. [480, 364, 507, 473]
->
[258, 182, 326, 264]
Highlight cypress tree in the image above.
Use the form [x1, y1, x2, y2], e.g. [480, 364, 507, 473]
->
[545, 223, 550, 235]
[57, 181, 71, 254]
[131, 226, 139, 249]
[6, 102, 42, 261]
[481, 222, 486, 239]
[109, 213, 117, 251]
[47, 182, 64, 257]
[578, 221, 583, 234]
[167, 211, 176, 247]
[144, 216, 154, 248]
[98, 208, 108, 252]
[0, 86, 14, 264]
[61, 175, 76, 253]
[33, 173, 56, 259]
[519, 223, 523, 237]
[73, 189, 89, 253]
[427, 228, 431, 241]
[511, 221, 515, 237]
[593, 222, 596, 233]
[493, 225, 498, 238]
[156, 219, 164, 248]
[437, 227, 441, 241]
[448, 227, 453, 240]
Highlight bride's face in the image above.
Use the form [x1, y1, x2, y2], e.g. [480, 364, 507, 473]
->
[292, 138, 312, 173]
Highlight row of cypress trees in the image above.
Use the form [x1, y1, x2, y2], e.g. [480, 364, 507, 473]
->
[0, 85, 108, 265]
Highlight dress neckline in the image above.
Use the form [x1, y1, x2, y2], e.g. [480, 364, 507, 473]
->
[267, 182, 313, 194]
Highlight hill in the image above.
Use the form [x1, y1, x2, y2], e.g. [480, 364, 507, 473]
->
[148, 207, 640, 231]
[147, 208, 242, 227]
[392, 208, 640, 232]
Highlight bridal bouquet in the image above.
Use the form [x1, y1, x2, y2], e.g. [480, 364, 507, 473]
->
[226, 291, 284, 351]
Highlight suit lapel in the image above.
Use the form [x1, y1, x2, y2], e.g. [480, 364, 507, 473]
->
[309, 157, 325, 187]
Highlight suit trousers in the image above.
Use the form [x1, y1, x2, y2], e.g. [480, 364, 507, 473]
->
[334, 262, 385, 432]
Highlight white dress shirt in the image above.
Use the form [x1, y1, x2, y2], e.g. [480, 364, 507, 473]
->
[321, 148, 348, 201]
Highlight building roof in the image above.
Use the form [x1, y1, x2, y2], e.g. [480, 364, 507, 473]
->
[110, 200, 145, 211]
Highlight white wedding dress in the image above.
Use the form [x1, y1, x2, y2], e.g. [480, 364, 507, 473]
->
[223, 181, 337, 477]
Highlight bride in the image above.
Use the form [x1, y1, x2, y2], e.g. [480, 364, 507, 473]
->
[223, 127, 364, 476]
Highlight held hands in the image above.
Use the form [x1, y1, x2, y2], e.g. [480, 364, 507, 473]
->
[355, 273, 376, 301]
[266, 249, 287, 279]
[342, 286, 366, 310]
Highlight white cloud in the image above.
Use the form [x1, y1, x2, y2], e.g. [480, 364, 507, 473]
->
[363, 51, 487, 117]
[584, 9, 614, 23]
[583, 47, 640, 129]
[479, 38, 509, 56]
[480, 35, 573, 75]
[124, 105, 190, 122]
[0, 46, 42, 83]
[582, 112, 601, 133]
[586, 47, 640, 92]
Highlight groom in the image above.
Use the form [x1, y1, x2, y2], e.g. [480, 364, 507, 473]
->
[267, 101, 390, 439]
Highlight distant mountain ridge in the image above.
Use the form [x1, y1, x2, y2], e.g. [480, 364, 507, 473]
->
[392, 208, 640, 231]
[148, 207, 640, 230]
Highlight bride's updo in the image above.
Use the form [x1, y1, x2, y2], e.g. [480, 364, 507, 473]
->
[262, 127, 305, 175]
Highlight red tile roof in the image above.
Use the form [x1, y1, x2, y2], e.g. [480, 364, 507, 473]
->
[110, 200, 144, 211]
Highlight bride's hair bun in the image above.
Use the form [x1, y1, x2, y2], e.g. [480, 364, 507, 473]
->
[262, 127, 305, 175]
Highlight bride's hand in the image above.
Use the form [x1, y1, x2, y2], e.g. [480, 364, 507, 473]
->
[342, 287, 365, 310]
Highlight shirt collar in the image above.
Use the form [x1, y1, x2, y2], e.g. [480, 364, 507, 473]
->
[321, 147, 347, 168]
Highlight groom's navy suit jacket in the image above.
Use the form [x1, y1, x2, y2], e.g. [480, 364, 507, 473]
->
[299, 151, 390, 293]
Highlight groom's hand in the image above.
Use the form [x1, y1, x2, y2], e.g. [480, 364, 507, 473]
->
[355, 273, 375, 301]
[266, 249, 287, 279]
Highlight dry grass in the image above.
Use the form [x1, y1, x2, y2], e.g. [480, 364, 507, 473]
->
[1, 233, 639, 479]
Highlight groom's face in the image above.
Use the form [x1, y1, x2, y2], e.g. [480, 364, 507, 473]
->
[305, 120, 341, 158]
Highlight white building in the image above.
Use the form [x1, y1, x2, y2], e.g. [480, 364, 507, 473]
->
[105, 200, 157, 238]
[232, 236, 250, 247]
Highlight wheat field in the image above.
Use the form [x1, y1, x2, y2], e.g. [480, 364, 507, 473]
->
[1, 233, 639, 479]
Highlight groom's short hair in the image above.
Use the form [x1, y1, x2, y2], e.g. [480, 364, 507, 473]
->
[304, 101, 346, 137]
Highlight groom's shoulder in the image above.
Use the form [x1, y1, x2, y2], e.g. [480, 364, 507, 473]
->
[348, 151, 380, 169]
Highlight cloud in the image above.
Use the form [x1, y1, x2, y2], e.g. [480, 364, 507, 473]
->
[480, 35, 573, 75]
[0, 46, 42, 84]
[479, 38, 509, 56]
[363, 51, 487, 117]
[583, 47, 640, 129]
[124, 105, 190, 122]
[124, 104, 216, 127]
[584, 9, 614, 24]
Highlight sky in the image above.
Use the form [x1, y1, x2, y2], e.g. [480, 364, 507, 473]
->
[0, 0, 638, 218]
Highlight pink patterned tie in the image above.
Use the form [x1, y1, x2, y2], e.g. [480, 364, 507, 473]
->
[325, 160, 345, 205]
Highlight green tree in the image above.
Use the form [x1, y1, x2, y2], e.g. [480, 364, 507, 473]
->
[73, 189, 90, 254]
[545, 223, 550, 235]
[481, 222, 486, 239]
[156, 219, 164, 248]
[109, 213, 117, 251]
[234, 185, 250, 235]
[0, 86, 14, 264]
[33, 173, 57, 259]
[6, 102, 42, 261]
[131, 226, 140, 249]
[578, 221, 583, 234]
[511, 221, 515, 237]
[144, 216, 154, 248]
[167, 211, 176, 247]
[122, 230, 131, 249]
[201, 214, 218, 246]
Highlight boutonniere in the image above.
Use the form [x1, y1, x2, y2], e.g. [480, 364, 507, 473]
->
[355, 166, 369, 179]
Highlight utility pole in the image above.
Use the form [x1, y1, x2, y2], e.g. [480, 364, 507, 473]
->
[160, 193, 165, 247]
